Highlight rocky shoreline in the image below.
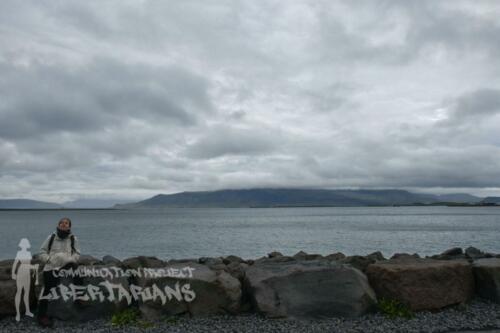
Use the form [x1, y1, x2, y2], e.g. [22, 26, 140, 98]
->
[1, 247, 500, 332]
[1, 300, 499, 333]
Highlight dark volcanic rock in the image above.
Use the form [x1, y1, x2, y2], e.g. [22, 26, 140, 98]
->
[292, 251, 323, 261]
[122, 256, 165, 269]
[442, 247, 463, 256]
[366, 258, 474, 311]
[324, 252, 346, 261]
[44, 264, 130, 321]
[341, 255, 375, 272]
[0, 260, 14, 315]
[473, 258, 500, 303]
[78, 255, 102, 266]
[464, 247, 494, 260]
[102, 255, 121, 265]
[465, 246, 483, 257]
[225, 262, 248, 281]
[137, 262, 241, 320]
[256, 256, 295, 264]
[244, 260, 376, 318]
[223, 255, 244, 265]
[366, 251, 385, 261]
[199, 257, 226, 272]
[198, 257, 223, 267]
[430, 248, 468, 261]
[391, 253, 420, 260]
[267, 251, 283, 258]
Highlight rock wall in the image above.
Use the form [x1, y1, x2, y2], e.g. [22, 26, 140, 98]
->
[1, 247, 500, 321]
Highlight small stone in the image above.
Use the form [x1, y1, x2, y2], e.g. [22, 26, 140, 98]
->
[267, 251, 283, 258]
[441, 247, 463, 256]
[223, 255, 245, 265]
[325, 252, 346, 261]
[366, 251, 385, 261]
[102, 255, 120, 265]
[391, 253, 420, 260]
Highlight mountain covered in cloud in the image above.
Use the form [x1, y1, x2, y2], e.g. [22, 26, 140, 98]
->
[61, 198, 133, 209]
[115, 188, 484, 208]
[0, 189, 486, 209]
[0, 198, 131, 209]
[435, 193, 484, 203]
[481, 197, 500, 204]
[0, 199, 62, 209]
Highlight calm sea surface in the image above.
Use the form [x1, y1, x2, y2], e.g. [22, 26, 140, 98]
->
[1, 206, 499, 260]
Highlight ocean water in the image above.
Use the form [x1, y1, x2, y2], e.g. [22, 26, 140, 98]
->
[1, 206, 499, 261]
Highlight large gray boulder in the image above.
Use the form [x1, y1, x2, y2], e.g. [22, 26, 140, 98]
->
[102, 255, 121, 265]
[341, 255, 376, 272]
[0, 279, 16, 317]
[473, 258, 500, 303]
[267, 251, 283, 258]
[366, 258, 474, 311]
[136, 262, 241, 320]
[42, 263, 130, 321]
[391, 253, 420, 260]
[0, 260, 18, 317]
[78, 254, 102, 266]
[223, 255, 245, 265]
[256, 255, 295, 264]
[430, 247, 468, 261]
[293, 251, 323, 261]
[464, 247, 494, 260]
[198, 257, 226, 271]
[122, 256, 165, 269]
[243, 260, 376, 318]
[441, 247, 463, 256]
[324, 252, 346, 261]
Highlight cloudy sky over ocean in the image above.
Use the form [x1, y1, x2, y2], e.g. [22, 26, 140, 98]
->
[1, 1, 500, 202]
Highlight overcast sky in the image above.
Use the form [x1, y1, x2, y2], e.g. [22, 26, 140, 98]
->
[1, 1, 500, 203]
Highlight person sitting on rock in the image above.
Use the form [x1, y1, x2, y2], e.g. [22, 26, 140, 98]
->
[36, 217, 81, 328]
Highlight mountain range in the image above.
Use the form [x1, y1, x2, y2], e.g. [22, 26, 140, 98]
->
[1, 188, 494, 209]
[0, 199, 62, 209]
[0, 198, 131, 209]
[114, 188, 486, 208]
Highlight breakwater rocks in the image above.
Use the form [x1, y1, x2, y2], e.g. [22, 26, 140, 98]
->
[1, 247, 500, 323]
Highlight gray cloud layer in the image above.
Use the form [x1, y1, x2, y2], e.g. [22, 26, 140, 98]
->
[1, 0, 500, 202]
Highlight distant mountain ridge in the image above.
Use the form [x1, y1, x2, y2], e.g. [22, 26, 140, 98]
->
[435, 193, 482, 203]
[0, 199, 62, 209]
[115, 188, 485, 208]
[0, 198, 130, 209]
[61, 198, 133, 208]
[481, 197, 500, 204]
[0, 189, 487, 209]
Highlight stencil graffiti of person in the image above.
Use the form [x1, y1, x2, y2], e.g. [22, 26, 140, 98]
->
[11, 238, 39, 322]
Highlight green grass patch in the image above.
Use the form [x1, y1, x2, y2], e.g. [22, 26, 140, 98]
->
[111, 308, 155, 328]
[377, 298, 414, 319]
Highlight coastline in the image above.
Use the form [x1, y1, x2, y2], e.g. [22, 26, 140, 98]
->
[1, 203, 499, 210]
[1, 247, 500, 332]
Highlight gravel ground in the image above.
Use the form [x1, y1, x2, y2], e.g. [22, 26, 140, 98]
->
[1, 299, 499, 333]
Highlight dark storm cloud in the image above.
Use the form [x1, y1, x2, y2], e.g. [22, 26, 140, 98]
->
[314, 1, 500, 65]
[405, 2, 500, 59]
[447, 88, 500, 121]
[0, 58, 212, 140]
